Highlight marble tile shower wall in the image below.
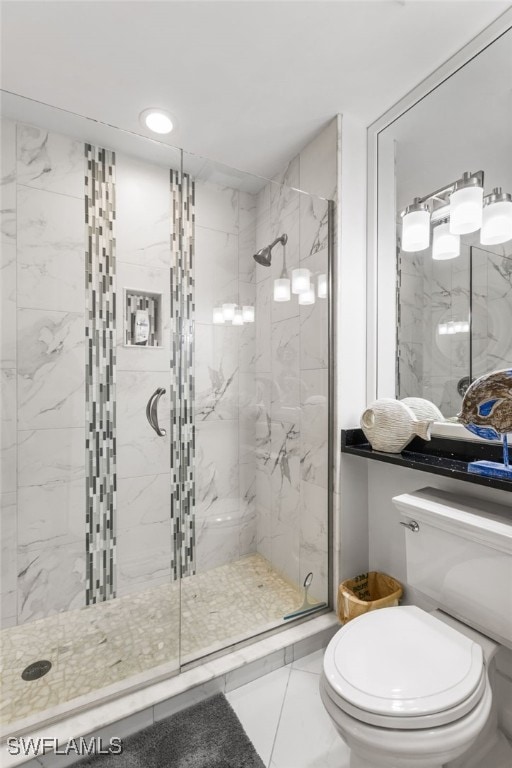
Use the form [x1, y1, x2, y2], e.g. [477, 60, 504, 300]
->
[193, 180, 258, 572]
[115, 153, 174, 597]
[1, 119, 86, 627]
[253, 122, 335, 604]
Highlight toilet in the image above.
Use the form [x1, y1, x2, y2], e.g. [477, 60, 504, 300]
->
[320, 487, 512, 768]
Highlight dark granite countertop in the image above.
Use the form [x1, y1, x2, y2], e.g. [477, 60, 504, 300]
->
[341, 429, 512, 493]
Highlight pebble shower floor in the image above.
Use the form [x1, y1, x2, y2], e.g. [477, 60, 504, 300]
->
[0, 554, 306, 728]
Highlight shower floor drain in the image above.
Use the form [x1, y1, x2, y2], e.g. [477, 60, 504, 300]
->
[21, 660, 52, 681]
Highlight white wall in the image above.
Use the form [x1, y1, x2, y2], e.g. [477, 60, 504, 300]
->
[334, 114, 370, 594]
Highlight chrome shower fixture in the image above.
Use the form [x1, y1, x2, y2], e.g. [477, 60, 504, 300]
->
[253, 233, 288, 266]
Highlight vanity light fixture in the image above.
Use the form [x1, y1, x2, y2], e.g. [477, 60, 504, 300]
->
[213, 307, 225, 324]
[222, 303, 236, 322]
[292, 268, 311, 294]
[232, 308, 244, 326]
[432, 219, 460, 260]
[481, 188, 512, 245]
[449, 172, 484, 234]
[401, 198, 430, 252]
[274, 278, 291, 302]
[317, 274, 327, 299]
[140, 109, 174, 135]
[400, 170, 512, 254]
[438, 320, 469, 335]
[298, 285, 315, 305]
[273, 243, 291, 302]
[242, 305, 255, 323]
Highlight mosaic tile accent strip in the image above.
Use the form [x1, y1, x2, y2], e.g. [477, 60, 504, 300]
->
[125, 291, 160, 346]
[0, 555, 304, 728]
[85, 144, 117, 605]
[170, 169, 196, 579]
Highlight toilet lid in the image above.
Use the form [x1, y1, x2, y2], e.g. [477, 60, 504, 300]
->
[324, 606, 483, 718]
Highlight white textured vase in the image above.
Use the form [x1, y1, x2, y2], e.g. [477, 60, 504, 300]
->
[360, 398, 433, 453]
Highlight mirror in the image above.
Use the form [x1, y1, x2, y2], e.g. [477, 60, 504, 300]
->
[374, 24, 512, 420]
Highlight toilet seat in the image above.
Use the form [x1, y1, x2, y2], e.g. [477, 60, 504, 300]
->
[323, 606, 486, 730]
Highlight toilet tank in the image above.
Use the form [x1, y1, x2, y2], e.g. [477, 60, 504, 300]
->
[393, 487, 512, 649]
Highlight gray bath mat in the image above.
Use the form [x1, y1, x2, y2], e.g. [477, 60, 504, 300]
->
[77, 693, 265, 768]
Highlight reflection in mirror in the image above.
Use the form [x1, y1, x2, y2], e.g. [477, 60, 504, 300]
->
[397, 235, 512, 418]
[381, 26, 512, 419]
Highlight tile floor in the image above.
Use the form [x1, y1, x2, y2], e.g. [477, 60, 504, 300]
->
[227, 649, 351, 768]
[1, 554, 314, 728]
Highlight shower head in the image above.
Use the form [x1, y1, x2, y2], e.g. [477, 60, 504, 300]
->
[253, 234, 288, 267]
[253, 246, 272, 267]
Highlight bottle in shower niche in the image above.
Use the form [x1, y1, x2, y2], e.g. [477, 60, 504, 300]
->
[134, 309, 150, 345]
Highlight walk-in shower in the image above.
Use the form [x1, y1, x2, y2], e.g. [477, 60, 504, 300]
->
[253, 233, 288, 266]
[0, 92, 332, 735]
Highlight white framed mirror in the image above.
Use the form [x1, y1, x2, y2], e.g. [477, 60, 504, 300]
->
[367, 10, 512, 439]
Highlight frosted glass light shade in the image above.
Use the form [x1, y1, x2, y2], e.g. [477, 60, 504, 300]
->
[481, 200, 512, 245]
[274, 278, 290, 302]
[291, 268, 311, 294]
[222, 303, 236, 321]
[432, 222, 460, 260]
[401, 210, 430, 252]
[298, 286, 315, 305]
[317, 274, 327, 299]
[213, 307, 225, 324]
[449, 186, 483, 234]
[242, 305, 255, 322]
[232, 308, 244, 326]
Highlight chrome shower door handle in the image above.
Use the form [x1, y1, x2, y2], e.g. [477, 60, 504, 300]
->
[146, 388, 167, 437]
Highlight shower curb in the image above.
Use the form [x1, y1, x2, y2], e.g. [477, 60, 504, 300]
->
[1, 612, 339, 768]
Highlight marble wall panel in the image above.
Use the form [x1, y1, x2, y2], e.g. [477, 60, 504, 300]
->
[238, 281, 257, 373]
[18, 427, 85, 488]
[16, 123, 83, 198]
[255, 277, 272, 372]
[255, 185, 272, 284]
[270, 418, 301, 530]
[195, 419, 239, 520]
[239, 191, 257, 284]
[195, 180, 238, 235]
[271, 315, 300, 421]
[116, 154, 172, 269]
[18, 479, 84, 552]
[299, 194, 329, 264]
[17, 186, 84, 312]
[116, 518, 171, 598]
[116, 370, 170, 479]
[1, 119, 16, 369]
[0, 492, 17, 628]
[1, 368, 16, 494]
[195, 503, 242, 573]
[299, 248, 328, 371]
[398, 271, 424, 345]
[194, 226, 238, 324]
[17, 309, 85, 430]
[17, 541, 86, 623]
[300, 369, 328, 490]
[195, 323, 239, 421]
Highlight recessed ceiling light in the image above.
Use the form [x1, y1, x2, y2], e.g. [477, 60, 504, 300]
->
[140, 108, 174, 135]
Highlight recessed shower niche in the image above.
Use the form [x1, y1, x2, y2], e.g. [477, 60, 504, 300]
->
[124, 288, 162, 347]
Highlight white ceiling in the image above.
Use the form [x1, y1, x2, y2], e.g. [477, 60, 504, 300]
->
[1, 0, 510, 178]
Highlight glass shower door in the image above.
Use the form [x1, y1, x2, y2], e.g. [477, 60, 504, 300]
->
[0, 98, 183, 730]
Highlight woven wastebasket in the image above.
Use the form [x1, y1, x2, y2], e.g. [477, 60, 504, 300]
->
[337, 571, 403, 624]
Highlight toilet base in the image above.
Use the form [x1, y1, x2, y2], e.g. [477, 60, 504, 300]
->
[349, 755, 442, 768]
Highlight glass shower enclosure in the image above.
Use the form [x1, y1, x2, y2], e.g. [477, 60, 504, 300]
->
[0, 93, 332, 733]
